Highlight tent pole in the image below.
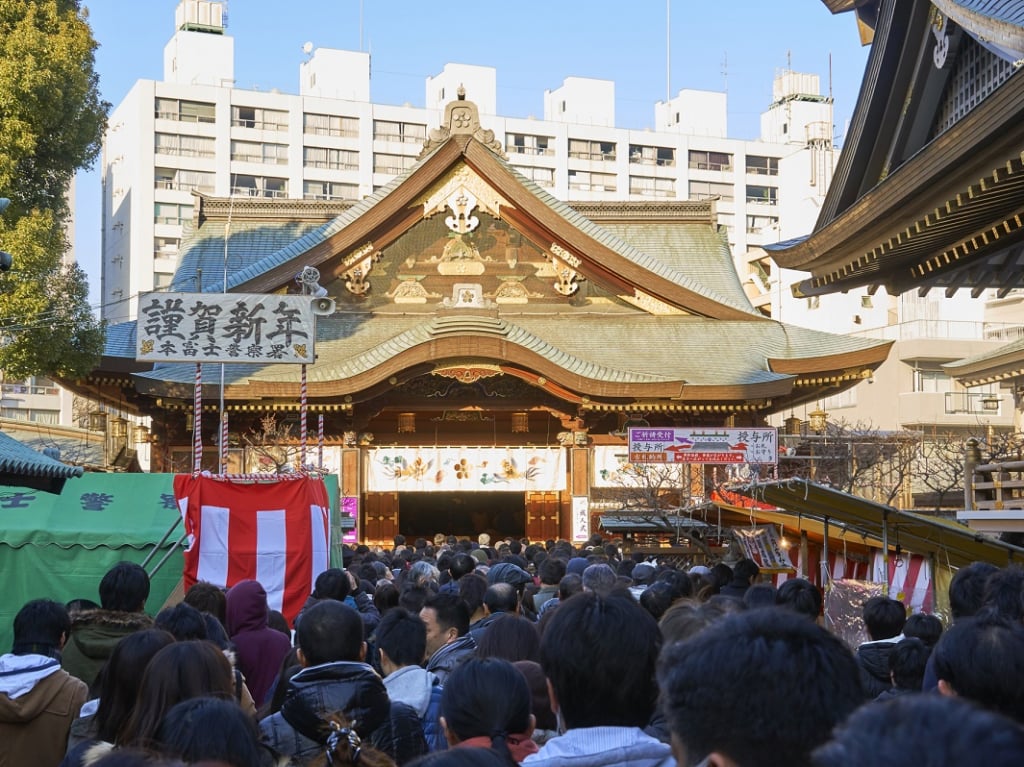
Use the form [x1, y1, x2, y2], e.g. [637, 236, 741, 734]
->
[881, 510, 890, 596]
[822, 516, 829, 590]
[147, 532, 188, 579]
[140, 516, 182, 571]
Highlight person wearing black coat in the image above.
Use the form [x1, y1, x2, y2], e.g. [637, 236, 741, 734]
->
[259, 600, 426, 765]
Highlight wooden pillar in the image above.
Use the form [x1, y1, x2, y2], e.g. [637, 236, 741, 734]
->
[564, 446, 590, 543]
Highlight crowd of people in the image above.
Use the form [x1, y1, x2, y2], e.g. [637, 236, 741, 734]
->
[2, 531, 1024, 767]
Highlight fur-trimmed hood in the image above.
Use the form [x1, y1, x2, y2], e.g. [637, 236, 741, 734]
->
[62, 610, 153, 688]
[69, 608, 154, 633]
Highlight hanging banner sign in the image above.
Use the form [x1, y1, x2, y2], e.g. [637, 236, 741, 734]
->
[733, 524, 793, 571]
[136, 292, 316, 364]
[366, 447, 566, 492]
[628, 427, 777, 465]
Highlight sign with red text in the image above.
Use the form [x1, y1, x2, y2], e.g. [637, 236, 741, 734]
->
[628, 427, 777, 465]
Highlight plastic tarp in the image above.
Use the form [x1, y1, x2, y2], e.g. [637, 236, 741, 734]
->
[0, 472, 339, 653]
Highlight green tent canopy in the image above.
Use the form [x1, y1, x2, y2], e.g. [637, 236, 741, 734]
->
[0, 472, 341, 654]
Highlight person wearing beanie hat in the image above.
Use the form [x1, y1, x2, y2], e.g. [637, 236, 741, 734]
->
[565, 557, 589, 577]
[487, 563, 533, 588]
[628, 563, 657, 600]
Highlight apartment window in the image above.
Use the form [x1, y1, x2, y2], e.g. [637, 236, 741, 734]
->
[913, 367, 953, 394]
[746, 214, 779, 234]
[746, 155, 780, 175]
[303, 180, 359, 200]
[373, 120, 427, 143]
[154, 237, 180, 259]
[154, 202, 194, 225]
[373, 153, 416, 174]
[568, 170, 617, 192]
[232, 105, 289, 131]
[154, 133, 215, 158]
[629, 144, 675, 166]
[568, 138, 616, 161]
[231, 140, 289, 164]
[303, 146, 358, 170]
[688, 149, 732, 172]
[688, 180, 734, 202]
[154, 168, 214, 192]
[629, 176, 675, 197]
[303, 112, 358, 137]
[155, 97, 215, 123]
[231, 175, 288, 198]
[0, 407, 59, 424]
[513, 165, 555, 188]
[506, 133, 554, 156]
[154, 272, 174, 290]
[746, 185, 779, 205]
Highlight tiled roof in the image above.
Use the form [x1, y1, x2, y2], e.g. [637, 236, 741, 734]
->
[131, 313, 883, 389]
[172, 220, 331, 294]
[0, 431, 85, 480]
[596, 222, 755, 311]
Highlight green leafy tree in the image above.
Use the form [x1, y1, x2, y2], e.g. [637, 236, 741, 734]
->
[0, 0, 107, 378]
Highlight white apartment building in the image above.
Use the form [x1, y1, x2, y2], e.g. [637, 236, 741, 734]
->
[100, 0, 835, 325]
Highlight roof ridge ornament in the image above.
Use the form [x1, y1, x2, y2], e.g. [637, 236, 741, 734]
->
[420, 91, 506, 159]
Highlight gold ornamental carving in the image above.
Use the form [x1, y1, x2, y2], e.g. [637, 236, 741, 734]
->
[432, 363, 503, 384]
[420, 164, 510, 224]
[547, 243, 582, 296]
[341, 245, 382, 296]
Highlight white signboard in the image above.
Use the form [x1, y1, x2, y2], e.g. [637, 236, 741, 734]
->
[365, 447, 566, 492]
[136, 292, 316, 364]
[628, 427, 777, 465]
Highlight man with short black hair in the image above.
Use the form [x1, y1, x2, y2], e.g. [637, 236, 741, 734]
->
[776, 578, 822, 621]
[421, 592, 475, 684]
[718, 558, 760, 600]
[534, 558, 565, 613]
[875, 637, 930, 701]
[659, 608, 863, 767]
[61, 561, 153, 688]
[922, 561, 998, 691]
[260, 600, 426, 763]
[377, 607, 445, 752]
[524, 591, 671, 767]
[933, 610, 1024, 724]
[856, 595, 907, 698]
[812, 694, 1024, 767]
[0, 599, 88, 767]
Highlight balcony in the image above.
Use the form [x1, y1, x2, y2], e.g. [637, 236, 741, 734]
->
[897, 391, 1013, 428]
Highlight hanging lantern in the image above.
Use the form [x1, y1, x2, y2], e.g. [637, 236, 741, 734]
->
[133, 424, 151, 443]
[808, 408, 828, 434]
[88, 410, 107, 432]
[784, 416, 802, 435]
[397, 412, 416, 433]
[109, 416, 129, 439]
[511, 412, 530, 433]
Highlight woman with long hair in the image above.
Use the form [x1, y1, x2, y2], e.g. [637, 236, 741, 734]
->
[153, 696, 283, 767]
[61, 629, 176, 767]
[118, 640, 236, 750]
[439, 658, 536, 764]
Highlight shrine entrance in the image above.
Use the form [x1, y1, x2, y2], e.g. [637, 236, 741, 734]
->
[398, 491, 525, 540]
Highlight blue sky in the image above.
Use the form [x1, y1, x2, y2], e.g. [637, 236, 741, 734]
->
[75, 0, 870, 307]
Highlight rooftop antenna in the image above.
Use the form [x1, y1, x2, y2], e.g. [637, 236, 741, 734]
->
[721, 51, 729, 94]
[302, 41, 314, 60]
